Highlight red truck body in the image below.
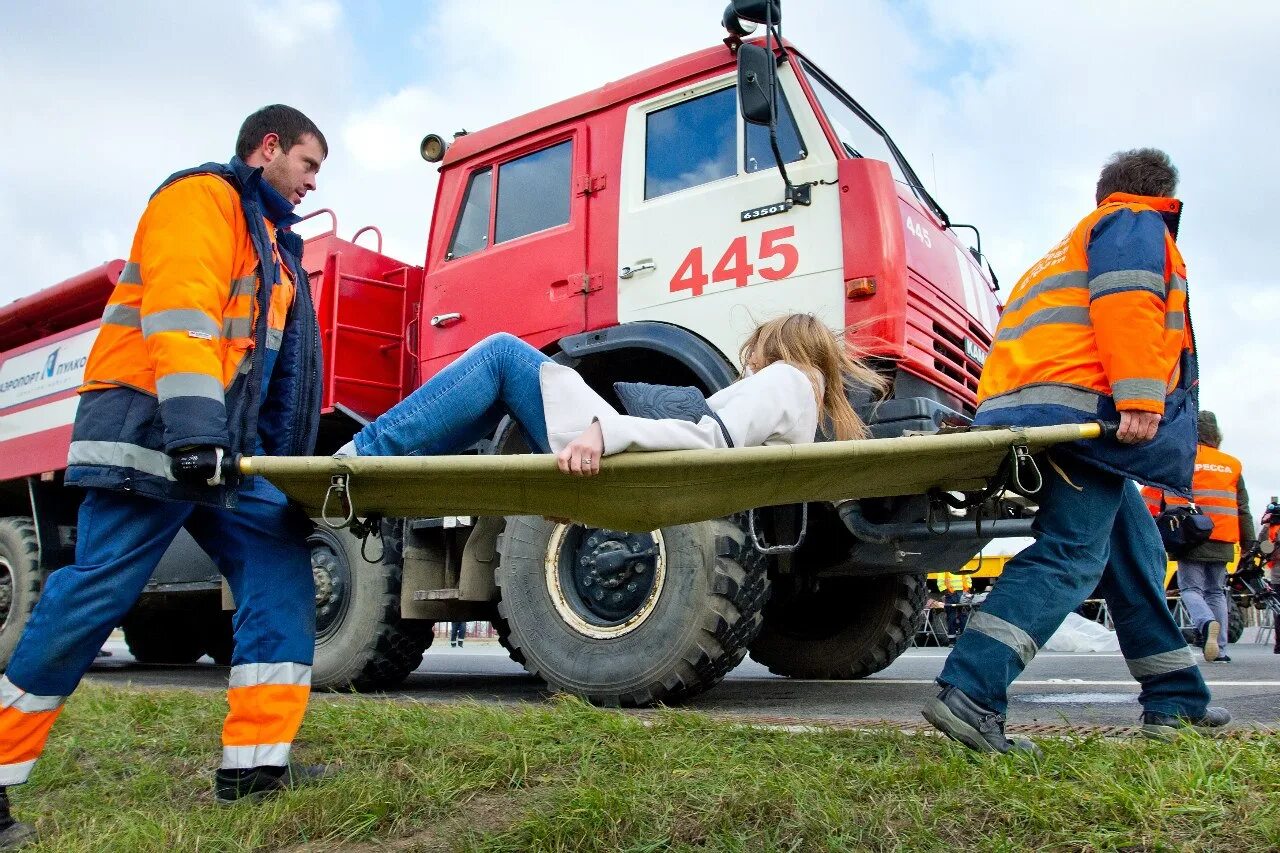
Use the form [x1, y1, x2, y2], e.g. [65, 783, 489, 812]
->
[0, 31, 1003, 700]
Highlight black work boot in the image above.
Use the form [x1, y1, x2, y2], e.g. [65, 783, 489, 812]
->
[0, 787, 37, 849]
[923, 686, 1042, 757]
[214, 764, 332, 804]
[1140, 706, 1232, 741]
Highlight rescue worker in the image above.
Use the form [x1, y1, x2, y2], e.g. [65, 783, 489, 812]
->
[0, 105, 327, 847]
[923, 148, 1229, 754]
[1142, 412, 1256, 663]
[937, 573, 972, 637]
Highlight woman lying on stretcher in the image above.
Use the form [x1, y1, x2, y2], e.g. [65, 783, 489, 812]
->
[335, 313, 886, 475]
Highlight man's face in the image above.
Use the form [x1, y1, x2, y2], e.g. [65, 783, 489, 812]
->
[260, 132, 324, 204]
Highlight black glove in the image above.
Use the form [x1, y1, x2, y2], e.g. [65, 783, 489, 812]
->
[169, 446, 226, 487]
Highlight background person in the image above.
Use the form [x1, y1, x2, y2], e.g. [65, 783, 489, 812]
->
[1144, 411, 1256, 662]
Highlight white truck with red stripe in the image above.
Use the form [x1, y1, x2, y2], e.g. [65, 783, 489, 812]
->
[0, 2, 1017, 705]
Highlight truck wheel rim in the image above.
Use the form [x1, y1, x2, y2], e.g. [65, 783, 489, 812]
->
[311, 535, 351, 641]
[544, 525, 666, 639]
[0, 556, 12, 631]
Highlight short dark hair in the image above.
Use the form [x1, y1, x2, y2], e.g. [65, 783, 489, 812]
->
[1095, 148, 1178, 204]
[235, 104, 328, 161]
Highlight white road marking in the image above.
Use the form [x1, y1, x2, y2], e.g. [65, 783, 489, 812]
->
[724, 678, 1280, 688]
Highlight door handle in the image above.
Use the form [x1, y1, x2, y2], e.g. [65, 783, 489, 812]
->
[619, 262, 656, 279]
[430, 312, 463, 327]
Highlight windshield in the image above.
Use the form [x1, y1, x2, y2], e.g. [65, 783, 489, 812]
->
[800, 59, 946, 221]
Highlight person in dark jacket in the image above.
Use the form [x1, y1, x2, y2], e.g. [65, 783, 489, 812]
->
[0, 105, 328, 848]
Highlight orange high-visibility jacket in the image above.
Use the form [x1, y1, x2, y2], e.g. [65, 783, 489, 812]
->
[66, 160, 321, 506]
[83, 175, 297, 407]
[972, 192, 1197, 492]
[1146, 445, 1246, 543]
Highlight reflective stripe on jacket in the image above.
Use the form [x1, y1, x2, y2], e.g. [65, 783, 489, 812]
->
[972, 192, 1197, 494]
[66, 160, 321, 507]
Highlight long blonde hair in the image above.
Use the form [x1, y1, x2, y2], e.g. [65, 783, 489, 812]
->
[739, 314, 888, 441]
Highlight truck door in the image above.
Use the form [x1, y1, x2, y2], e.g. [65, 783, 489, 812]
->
[614, 65, 845, 366]
[421, 128, 591, 378]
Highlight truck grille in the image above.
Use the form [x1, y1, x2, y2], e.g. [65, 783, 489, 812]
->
[931, 322, 980, 394]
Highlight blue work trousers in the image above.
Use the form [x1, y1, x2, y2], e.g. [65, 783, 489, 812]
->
[8, 476, 315, 697]
[939, 453, 1210, 717]
[0, 476, 315, 783]
[353, 333, 552, 456]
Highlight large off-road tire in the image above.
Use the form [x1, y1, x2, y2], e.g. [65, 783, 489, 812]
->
[122, 608, 207, 664]
[310, 524, 434, 691]
[0, 518, 43, 670]
[1227, 594, 1245, 645]
[495, 516, 767, 707]
[489, 611, 525, 666]
[750, 572, 927, 678]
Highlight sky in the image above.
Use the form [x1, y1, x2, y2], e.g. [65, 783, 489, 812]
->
[2, 1, 1277, 514]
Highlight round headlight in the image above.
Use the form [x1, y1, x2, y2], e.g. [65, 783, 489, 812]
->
[420, 133, 448, 163]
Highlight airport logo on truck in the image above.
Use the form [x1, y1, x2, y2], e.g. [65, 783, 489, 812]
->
[0, 330, 96, 410]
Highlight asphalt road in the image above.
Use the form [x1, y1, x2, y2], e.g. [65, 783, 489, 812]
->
[86, 629, 1280, 728]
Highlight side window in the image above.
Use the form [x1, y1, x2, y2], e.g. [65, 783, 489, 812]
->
[495, 140, 573, 244]
[744, 89, 806, 174]
[645, 87, 737, 199]
[446, 167, 492, 260]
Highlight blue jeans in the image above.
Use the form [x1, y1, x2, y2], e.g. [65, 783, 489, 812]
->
[354, 333, 552, 456]
[939, 453, 1211, 717]
[1177, 560, 1228, 649]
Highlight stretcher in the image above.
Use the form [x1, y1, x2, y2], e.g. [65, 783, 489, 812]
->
[237, 423, 1101, 533]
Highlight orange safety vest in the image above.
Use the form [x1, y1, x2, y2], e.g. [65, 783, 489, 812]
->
[1147, 444, 1243, 543]
[976, 193, 1190, 415]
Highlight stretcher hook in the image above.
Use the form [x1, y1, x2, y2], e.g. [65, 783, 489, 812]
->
[747, 504, 808, 555]
[1009, 445, 1043, 495]
[321, 472, 356, 530]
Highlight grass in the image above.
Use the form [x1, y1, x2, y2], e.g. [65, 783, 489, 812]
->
[12, 684, 1280, 852]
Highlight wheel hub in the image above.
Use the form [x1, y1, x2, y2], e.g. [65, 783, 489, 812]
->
[544, 523, 668, 640]
[311, 543, 349, 640]
[0, 557, 12, 630]
[567, 529, 660, 624]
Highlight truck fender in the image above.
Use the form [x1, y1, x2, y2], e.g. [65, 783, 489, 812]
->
[557, 322, 738, 393]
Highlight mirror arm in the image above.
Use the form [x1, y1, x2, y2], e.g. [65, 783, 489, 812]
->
[763, 6, 809, 207]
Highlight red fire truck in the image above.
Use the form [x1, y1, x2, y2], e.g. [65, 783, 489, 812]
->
[0, 3, 1015, 705]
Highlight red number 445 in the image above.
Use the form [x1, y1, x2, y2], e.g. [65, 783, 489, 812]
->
[670, 227, 799, 297]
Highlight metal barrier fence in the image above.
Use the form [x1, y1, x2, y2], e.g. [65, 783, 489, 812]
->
[914, 592, 1275, 647]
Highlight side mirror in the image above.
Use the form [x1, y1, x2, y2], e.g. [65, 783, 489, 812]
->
[730, 0, 781, 24]
[1262, 539, 1276, 556]
[737, 43, 775, 127]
